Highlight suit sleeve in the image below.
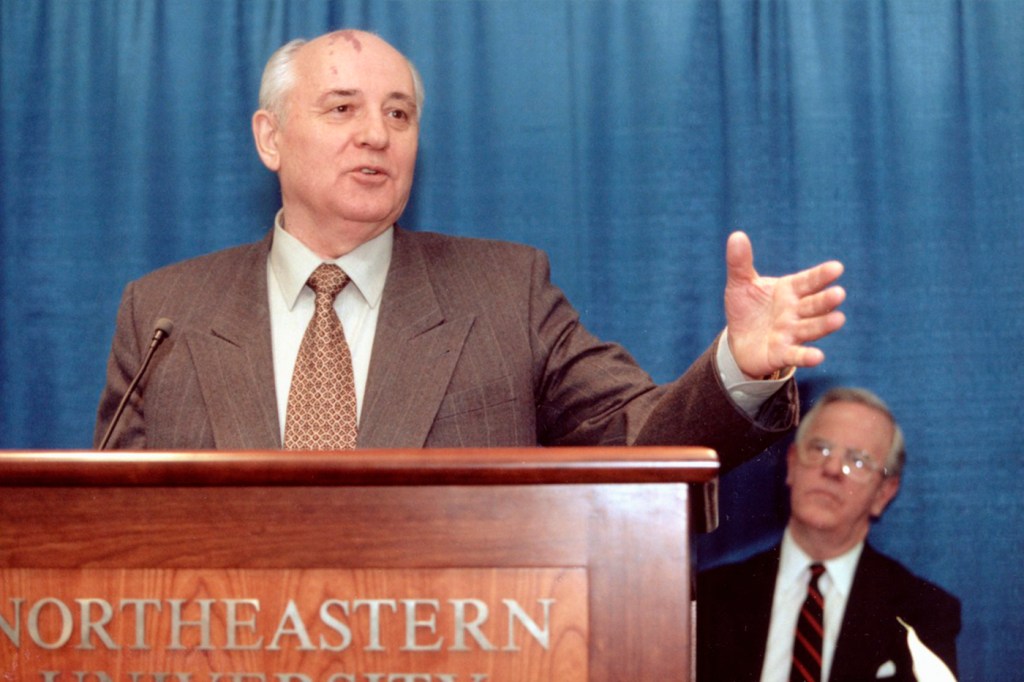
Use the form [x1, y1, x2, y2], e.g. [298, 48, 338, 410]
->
[634, 341, 798, 472]
[526, 248, 798, 463]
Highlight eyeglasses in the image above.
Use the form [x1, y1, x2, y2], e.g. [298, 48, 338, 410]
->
[796, 438, 889, 481]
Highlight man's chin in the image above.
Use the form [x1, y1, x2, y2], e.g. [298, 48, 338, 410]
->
[334, 202, 404, 229]
[793, 498, 844, 527]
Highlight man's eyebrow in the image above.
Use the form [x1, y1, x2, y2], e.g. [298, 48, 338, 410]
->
[317, 89, 359, 106]
[386, 91, 417, 108]
[316, 89, 416, 110]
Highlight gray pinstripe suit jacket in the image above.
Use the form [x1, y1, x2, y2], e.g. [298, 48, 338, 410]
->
[95, 227, 797, 463]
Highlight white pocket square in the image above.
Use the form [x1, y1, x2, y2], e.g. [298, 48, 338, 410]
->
[876, 660, 897, 678]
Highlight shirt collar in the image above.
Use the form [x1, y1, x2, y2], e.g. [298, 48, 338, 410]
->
[268, 209, 393, 310]
[779, 527, 864, 598]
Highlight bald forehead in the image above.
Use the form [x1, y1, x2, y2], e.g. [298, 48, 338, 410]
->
[298, 30, 407, 69]
[293, 31, 414, 96]
[312, 30, 379, 52]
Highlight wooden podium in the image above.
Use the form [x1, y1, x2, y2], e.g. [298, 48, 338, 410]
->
[0, 447, 717, 681]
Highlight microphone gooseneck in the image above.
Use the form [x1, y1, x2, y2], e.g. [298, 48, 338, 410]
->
[98, 318, 174, 450]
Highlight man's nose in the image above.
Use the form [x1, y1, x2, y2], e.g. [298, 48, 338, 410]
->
[356, 112, 389, 148]
[821, 450, 845, 477]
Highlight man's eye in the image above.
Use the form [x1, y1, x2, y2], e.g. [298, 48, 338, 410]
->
[853, 454, 875, 468]
[388, 109, 409, 120]
[334, 104, 350, 113]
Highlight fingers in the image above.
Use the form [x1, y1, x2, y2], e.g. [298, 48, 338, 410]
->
[791, 259, 845, 297]
[791, 266, 846, 346]
[792, 310, 847, 344]
[727, 232, 843, 298]
[785, 345, 827, 369]
[748, 304, 845, 375]
[725, 231, 755, 284]
[796, 284, 847, 318]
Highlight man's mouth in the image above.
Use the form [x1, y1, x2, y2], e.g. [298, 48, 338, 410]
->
[359, 167, 383, 176]
[807, 488, 842, 505]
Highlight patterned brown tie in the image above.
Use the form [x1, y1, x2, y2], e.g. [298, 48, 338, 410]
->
[283, 263, 358, 450]
[790, 562, 826, 682]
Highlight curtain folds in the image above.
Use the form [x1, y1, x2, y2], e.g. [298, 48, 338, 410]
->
[2, 2, 1021, 678]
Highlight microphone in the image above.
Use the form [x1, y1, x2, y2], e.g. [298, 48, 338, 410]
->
[98, 317, 174, 450]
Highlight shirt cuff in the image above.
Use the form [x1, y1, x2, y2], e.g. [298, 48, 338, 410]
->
[716, 329, 794, 417]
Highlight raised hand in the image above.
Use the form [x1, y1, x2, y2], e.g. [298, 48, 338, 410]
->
[724, 231, 846, 379]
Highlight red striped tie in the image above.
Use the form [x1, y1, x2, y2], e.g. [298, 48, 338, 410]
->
[790, 563, 826, 682]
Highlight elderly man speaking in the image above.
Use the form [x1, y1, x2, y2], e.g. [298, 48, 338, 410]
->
[96, 30, 845, 463]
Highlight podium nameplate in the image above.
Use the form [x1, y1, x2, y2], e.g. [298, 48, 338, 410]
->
[1, 568, 587, 682]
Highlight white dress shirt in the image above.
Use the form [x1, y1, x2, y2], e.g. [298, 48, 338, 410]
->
[760, 528, 863, 682]
[267, 217, 391, 441]
[715, 328, 793, 414]
[265, 212, 786, 440]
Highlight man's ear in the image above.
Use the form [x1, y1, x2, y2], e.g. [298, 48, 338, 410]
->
[785, 443, 798, 487]
[252, 109, 281, 172]
[870, 475, 901, 518]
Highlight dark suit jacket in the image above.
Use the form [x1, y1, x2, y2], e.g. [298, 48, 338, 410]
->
[696, 542, 961, 682]
[95, 227, 796, 462]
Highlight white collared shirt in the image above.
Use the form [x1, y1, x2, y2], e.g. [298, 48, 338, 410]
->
[267, 214, 391, 441]
[760, 528, 863, 682]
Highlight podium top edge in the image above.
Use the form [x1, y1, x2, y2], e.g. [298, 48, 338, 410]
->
[0, 446, 719, 487]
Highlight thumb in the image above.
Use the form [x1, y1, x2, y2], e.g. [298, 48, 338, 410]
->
[726, 231, 756, 285]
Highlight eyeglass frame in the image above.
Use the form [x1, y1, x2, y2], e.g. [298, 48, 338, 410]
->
[795, 437, 890, 481]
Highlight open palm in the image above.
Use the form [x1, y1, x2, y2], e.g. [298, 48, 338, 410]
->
[724, 231, 846, 379]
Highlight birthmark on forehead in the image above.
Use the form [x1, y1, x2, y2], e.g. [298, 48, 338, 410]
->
[327, 29, 363, 52]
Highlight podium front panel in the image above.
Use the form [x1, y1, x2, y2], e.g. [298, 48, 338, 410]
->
[0, 449, 715, 681]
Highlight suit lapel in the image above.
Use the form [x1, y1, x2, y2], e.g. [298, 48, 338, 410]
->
[358, 228, 474, 448]
[186, 235, 280, 449]
[831, 544, 913, 682]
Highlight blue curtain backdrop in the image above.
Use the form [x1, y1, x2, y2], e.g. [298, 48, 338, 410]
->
[1, 0, 1021, 678]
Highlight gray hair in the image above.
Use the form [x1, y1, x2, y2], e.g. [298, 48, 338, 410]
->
[795, 387, 906, 477]
[257, 34, 426, 124]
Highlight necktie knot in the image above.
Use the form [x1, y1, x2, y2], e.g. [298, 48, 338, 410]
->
[809, 562, 826, 584]
[308, 263, 349, 300]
